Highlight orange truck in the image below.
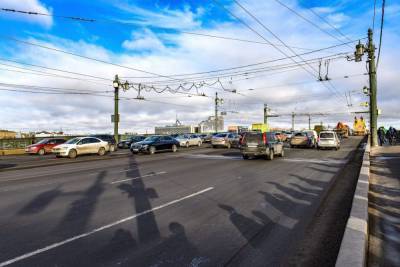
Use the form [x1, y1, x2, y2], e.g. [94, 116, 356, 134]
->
[334, 122, 350, 138]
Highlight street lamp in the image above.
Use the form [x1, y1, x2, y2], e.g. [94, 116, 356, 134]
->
[113, 75, 119, 89]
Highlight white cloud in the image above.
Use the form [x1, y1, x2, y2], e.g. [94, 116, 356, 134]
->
[0, 0, 53, 27]
[115, 3, 203, 30]
[0, 0, 399, 133]
[122, 29, 166, 52]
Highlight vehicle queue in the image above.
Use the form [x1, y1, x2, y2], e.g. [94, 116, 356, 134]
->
[24, 128, 343, 160]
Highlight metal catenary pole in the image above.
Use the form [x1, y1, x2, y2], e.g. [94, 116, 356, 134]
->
[215, 92, 218, 133]
[368, 28, 378, 147]
[114, 75, 120, 143]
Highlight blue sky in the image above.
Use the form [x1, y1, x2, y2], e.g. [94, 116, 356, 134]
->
[0, 0, 399, 133]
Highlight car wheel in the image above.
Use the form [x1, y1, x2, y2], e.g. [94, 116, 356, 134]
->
[242, 154, 249, 160]
[149, 146, 156, 155]
[109, 144, 115, 152]
[172, 144, 177, 153]
[212, 145, 217, 148]
[38, 148, 45, 156]
[267, 150, 274, 160]
[68, 149, 77, 159]
[98, 147, 106, 156]
[186, 142, 189, 148]
[280, 149, 285, 157]
[198, 141, 202, 147]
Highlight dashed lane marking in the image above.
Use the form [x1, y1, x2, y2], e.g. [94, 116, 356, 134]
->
[0, 187, 214, 267]
[110, 171, 167, 184]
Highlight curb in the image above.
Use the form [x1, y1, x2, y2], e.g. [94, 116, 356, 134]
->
[336, 139, 370, 267]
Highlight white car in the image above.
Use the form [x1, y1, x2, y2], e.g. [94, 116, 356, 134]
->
[175, 134, 202, 148]
[52, 137, 110, 158]
[317, 131, 340, 150]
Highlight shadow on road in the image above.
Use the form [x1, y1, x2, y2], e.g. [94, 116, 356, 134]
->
[53, 171, 106, 238]
[18, 186, 63, 215]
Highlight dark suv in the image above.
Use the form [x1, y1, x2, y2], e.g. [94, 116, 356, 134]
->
[90, 134, 116, 152]
[240, 132, 284, 160]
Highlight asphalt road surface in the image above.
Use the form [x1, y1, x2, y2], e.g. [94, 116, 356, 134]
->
[0, 137, 364, 267]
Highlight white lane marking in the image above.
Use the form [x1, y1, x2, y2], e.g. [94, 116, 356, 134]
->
[110, 171, 167, 184]
[185, 154, 241, 160]
[283, 158, 347, 164]
[0, 187, 214, 267]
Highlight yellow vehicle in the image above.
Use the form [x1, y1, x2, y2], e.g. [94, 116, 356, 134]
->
[353, 116, 367, 136]
[251, 123, 268, 133]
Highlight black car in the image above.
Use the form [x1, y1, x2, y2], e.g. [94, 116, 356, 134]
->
[118, 135, 146, 149]
[130, 135, 179, 154]
[90, 134, 116, 152]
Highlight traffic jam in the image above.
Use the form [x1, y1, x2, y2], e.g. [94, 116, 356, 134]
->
[24, 123, 344, 160]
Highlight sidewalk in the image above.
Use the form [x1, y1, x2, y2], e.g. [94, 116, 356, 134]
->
[368, 145, 400, 267]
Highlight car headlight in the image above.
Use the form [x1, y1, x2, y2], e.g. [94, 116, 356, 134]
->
[142, 145, 148, 149]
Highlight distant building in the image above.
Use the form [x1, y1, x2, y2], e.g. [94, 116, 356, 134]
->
[34, 131, 64, 137]
[155, 125, 198, 135]
[199, 116, 224, 133]
[0, 130, 16, 139]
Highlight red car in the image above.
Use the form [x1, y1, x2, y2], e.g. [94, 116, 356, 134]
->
[25, 138, 66, 155]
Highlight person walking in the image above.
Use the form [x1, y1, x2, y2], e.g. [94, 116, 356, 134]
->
[378, 127, 385, 146]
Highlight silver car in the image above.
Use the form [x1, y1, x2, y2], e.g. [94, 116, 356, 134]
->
[175, 134, 202, 147]
[52, 137, 110, 158]
[211, 133, 239, 148]
[317, 131, 340, 150]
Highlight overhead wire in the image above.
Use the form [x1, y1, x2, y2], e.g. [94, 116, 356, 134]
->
[273, 0, 353, 46]
[217, 0, 346, 104]
[1, 7, 328, 52]
[376, 0, 385, 70]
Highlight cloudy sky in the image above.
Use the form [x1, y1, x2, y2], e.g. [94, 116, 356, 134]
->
[0, 0, 399, 134]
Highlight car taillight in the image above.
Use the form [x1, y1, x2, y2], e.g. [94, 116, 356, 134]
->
[263, 133, 267, 144]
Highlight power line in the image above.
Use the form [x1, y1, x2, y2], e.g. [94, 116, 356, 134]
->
[0, 7, 327, 52]
[376, 0, 385, 69]
[0, 62, 112, 86]
[372, 0, 377, 32]
[0, 58, 111, 82]
[272, 0, 353, 47]
[223, 0, 346, 104]
[307, 7, 353, 43]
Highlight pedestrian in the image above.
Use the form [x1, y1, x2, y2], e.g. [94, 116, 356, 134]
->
[378, 127, 385, 146]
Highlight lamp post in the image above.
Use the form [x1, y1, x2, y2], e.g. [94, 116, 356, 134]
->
[112, 75, 120, 144]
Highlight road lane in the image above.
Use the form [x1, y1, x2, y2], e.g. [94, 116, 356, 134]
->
[0, 137, 364, 266]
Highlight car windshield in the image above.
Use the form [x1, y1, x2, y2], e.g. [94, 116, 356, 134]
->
[36, 139, 49, 144]
[176, 135, 187, 139]
[65, 138, 80, 144]
[294, 132, 305, 137]
[144, 136, 160, 142]
[320, 132, 334, 138]
[215, 133, 227, 137]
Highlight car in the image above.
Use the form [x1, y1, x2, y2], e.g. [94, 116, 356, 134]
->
[317, 131, 341, 150]
[118, 135, 146, 149]
[275, 132, 287, 142]
[174, 134, 202, 148]
[283, 131, 294, 140]
[203, 133, 216, 143]
[130, 135, 179, 154]
[52, 137, 109, 158]
[90, 134, 116, 152]
[25, 138, 66, 155]
[290, 132, 313, 148]
[303, 130, 318, 147]
[241, 131, 284, 160]
[211, 133, 240, 148]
